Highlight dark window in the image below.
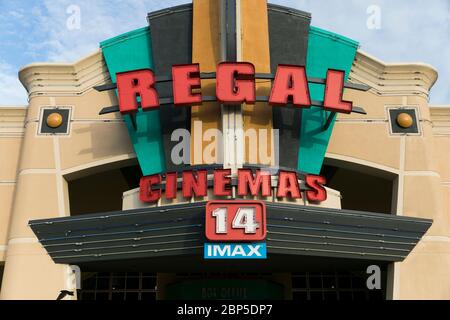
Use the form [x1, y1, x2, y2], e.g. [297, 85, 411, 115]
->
[78, 272, 157, 301]
[68, 164, 142, 215]
[292, 270, 386, 301]
[321, 164, 395, 214]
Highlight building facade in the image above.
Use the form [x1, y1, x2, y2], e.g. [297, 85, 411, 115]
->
[0, 0, 449, 300]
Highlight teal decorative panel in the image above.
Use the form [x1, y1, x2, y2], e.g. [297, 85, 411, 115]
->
[100, 27, 166, 175]
[298, 26, 359, 174]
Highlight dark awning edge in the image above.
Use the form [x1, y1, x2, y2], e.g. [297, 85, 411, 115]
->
[29, 202, 432, 265]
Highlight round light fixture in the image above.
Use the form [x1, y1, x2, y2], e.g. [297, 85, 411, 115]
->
[46, 112, 63, 128]
[396, 113, 414, 129]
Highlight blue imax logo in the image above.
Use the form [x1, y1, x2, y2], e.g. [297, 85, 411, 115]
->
[204, 243, 267, 259]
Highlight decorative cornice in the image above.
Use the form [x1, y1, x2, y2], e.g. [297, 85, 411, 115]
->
[18, 50, 111, 99]
[349, 50, 438, 100]
[0, 106, 27, 137]
[430, 106, 450, 136]
[17, 47, 440, 103]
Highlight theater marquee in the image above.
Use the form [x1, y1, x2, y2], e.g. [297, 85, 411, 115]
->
[107, 60, 356, 259]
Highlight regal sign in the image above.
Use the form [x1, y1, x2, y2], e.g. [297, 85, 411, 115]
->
[116, 62, 353, 114]
[117, 62, 353, 206]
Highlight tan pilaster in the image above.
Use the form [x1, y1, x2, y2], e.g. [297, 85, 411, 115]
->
[0, 101, 73, 300]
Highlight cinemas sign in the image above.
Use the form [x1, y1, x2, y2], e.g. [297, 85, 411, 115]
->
[117, 62, 354, 260]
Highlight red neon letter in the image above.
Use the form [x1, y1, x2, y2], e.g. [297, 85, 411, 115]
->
[216, 62, 255, 104]
[182, 170, 208, 198]
[172, 64, 202, 106]
[213, 169, 232, 197]
[276, 171, 301, 198]
[305, 175, 327, 202]
[323, 69, 352, 114]
[116, 69, 160, 114]
[269, 64, 311, 107]
[165, 172, 178, 200]
[139, 175, 162, 203]
[237, 169, 272, 197]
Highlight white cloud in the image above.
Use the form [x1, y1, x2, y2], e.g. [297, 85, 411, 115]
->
[36, 0, 190, 62]
[0, 61, 28, 105]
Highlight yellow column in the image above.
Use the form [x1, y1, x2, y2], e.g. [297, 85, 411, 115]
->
[190, 0, 222, 165]
[240, 0, 274, 166]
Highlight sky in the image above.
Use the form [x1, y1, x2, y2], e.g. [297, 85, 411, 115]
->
[0, 0, 449, 106]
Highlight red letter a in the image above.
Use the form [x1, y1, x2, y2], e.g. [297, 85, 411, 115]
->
[269, 64, 311, 107]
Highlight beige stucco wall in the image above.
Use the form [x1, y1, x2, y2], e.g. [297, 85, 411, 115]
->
[328, 51, 450, 299]
[0, 51, 137, 300]
[0, 107, 26, 262]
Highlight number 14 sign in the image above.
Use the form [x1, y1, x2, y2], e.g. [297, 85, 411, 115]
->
[205, 200, 267, 242]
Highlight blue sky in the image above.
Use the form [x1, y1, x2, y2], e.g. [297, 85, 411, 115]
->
[0, 0, 449, 106]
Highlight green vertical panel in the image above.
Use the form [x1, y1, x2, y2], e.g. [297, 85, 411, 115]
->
[100, 27, 166, 175]
[298, 26, 358, 174]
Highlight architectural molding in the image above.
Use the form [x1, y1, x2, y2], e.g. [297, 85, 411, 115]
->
[430, 106, 450, 135]
[18, 50, 111, 99]
[17, 47, 441, 104]
[0, 106, 27, 137]
[350, 50, 438, 100]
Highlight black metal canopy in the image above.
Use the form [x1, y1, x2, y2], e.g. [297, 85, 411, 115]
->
[29, 202, 432, 270]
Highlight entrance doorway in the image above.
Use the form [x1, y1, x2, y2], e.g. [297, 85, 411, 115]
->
[78, 267, 386, 300]
[164, 273, 285, 300]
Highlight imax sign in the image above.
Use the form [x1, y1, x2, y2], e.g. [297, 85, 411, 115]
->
[204, 243, 267, 259]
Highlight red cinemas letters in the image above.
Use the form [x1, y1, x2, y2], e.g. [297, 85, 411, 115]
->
[139, 169, 327, 203]
[172, 63, 202, 106]
[216, 62, 256, 104]
[116, 63, 352, 114]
